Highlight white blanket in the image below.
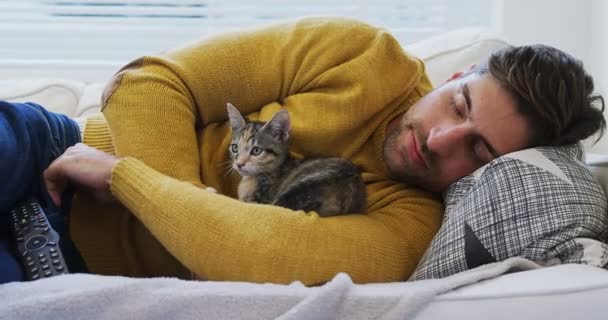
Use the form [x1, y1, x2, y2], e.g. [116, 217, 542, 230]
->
[0, 257, 541, 320]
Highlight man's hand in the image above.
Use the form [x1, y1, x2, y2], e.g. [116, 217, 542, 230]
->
[44, 143, 119, 207]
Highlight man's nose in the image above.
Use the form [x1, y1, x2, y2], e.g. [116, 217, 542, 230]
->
[426, 124, 473, 156]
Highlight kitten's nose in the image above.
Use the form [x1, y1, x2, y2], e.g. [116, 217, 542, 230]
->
[236, 162, 245, 168]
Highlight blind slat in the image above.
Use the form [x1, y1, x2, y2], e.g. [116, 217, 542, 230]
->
[0, 0, 493, 82]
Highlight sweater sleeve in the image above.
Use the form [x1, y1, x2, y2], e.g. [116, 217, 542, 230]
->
[111, 157, 442, 284]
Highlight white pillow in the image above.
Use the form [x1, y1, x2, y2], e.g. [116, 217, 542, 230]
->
[407, 27, 510, 87]
[0, 78, 85, 116]
[0, 78, 104, 118]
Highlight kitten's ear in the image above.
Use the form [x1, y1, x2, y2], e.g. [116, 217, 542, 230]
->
[226, 103, 246, 131]
[261, 108, 291, 142]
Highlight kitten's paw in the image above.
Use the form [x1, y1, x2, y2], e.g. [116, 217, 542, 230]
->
[205, 187, 217, 193]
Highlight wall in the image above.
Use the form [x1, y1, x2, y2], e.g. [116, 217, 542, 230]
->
[499, 0, 591, 63]
[497, 0, 608, 152]
[589, 0, 608, 152]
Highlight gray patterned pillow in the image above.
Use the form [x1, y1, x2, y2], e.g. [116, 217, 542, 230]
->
[410, 144, 608, 280]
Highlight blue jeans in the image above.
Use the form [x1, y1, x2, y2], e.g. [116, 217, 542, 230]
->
[0, 101, 84, 283]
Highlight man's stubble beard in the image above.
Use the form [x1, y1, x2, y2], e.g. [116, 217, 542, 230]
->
[383, 118, 437, 190]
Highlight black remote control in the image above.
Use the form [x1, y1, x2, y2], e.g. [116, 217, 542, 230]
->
[9, 199, 69, 280]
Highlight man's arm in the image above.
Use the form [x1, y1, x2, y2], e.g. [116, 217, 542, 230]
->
[110, 157, 442, 284]
[45, 144, 441, 284]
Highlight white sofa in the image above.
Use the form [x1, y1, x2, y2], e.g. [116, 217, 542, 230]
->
[1, 28, 607, 319]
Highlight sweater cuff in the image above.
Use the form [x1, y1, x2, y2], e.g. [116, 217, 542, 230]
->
[110, 157, 156, 210]
[82, 114, 115, 155]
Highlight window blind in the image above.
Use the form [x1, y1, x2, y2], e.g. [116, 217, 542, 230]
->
[0, 0, 495, 82]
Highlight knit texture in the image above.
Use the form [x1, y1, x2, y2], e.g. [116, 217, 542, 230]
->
[71, 17, 443, 284]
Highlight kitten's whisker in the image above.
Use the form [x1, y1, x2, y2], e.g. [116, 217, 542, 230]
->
[220, 160, 238, 177]
[224, 166, 237, 177]
[219, 160, 234, 170]
[219, 159, 233, 166]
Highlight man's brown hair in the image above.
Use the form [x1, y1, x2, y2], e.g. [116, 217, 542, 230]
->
[476, 45, 605, 147]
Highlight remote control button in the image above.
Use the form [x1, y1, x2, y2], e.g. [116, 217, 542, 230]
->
[34, 226, 50, 233]
[38, 253, 45, 258]
[32, 274, 40, 280]
[39, 257, 47, 263]
[52, 259, 60, 265]
[49, 248, 57, 253]
[48, 242, 57, 246]
[44, 270, 52, 277]
[26, 235, 48, 250]
[56, 265, 64, 271]
[16, 237, 24, 242]
[30, 267, 38, 273]
[50, 252, 59, 258]
[41, 264, 50, 270]
[25, 255, 33, 262]
[26, 261, 35, 267]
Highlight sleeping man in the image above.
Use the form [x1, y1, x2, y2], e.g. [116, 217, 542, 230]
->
[1, 17, 605, 284]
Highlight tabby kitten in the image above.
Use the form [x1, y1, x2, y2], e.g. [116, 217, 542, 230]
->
[226, 103, 366, 217]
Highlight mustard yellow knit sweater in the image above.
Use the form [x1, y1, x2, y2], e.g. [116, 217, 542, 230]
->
[70, 17, 443, 285]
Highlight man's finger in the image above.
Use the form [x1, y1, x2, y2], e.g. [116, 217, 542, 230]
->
[43, 160, 67, 207]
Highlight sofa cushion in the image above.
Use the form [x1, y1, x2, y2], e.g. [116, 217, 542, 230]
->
[0, 78, 103, 118]
[410, 144, 608, 280]
[416, 263, 608, 320]
[0, 78, 85, 116]
[407, 27, 509, 87]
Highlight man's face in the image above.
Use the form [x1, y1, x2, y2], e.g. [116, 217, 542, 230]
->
[383, 72, 533, 192]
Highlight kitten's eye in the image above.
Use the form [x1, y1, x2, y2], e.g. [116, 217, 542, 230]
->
[230, 144, 238, 153]
[250, 146, 262, 156]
